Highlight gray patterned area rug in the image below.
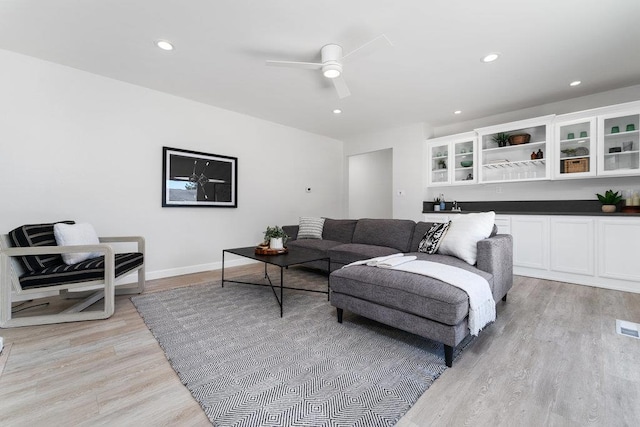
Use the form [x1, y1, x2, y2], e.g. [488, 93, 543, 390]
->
[132, 267, 465, 426]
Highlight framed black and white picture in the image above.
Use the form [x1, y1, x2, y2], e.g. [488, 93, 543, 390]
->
[162, 146, 237, 208]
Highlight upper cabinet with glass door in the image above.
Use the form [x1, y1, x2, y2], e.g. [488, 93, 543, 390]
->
[597, 107, 640, 177]
[476, 116, 554, 183]
[553, 115, 597, 179]
[426, 132, 477, 186]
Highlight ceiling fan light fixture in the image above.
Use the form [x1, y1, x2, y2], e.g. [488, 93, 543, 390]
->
[322, 63, 342, 79]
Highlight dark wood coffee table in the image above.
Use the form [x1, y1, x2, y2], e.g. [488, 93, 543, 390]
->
[221, 246, 330, 317]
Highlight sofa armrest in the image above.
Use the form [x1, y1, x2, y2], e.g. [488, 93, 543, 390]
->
[282, 225, 298, 242]
[476, 234, 513, 301]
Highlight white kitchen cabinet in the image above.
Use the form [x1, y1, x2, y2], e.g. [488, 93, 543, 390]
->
[511, 215, 549, 270]
[598, 218, 640, 283]
[597, 107, 640, 176]
[494, 215, 511, 234]
[426, 132, 477, 186]
[501, 214, 640, 294]
[476, 116, 554, 183]
[549, 217, 595, 276]
[423, 214, 449, 223]
[553, 116, 597, 179]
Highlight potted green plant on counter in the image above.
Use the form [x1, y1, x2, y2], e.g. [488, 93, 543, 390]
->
[264, 225, 289, 249]
[596, 190, 623, 213]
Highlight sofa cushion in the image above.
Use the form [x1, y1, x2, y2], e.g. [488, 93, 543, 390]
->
[328, 243, 399, 266]
[9, 221, 75, 273]
[18, 252, 144, 289]
[287, 239, 343, 253]
[418, 221, 451, 254]
[330, 252, 494, 325]
[438, 212, 496, 265]
[297, 217, 325, 239]
[322, 219, 358, 243]
[351, 219, 416, 252]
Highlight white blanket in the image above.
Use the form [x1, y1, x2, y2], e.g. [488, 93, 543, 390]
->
[343, 253, 404, 267]
[344, 257, 495, 336]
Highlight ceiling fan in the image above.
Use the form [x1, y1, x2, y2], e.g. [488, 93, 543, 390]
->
[266, 34, 392, 99]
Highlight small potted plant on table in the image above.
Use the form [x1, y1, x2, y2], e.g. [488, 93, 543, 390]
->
[596, 190, 623, 213]
[263, 225, 289, 250]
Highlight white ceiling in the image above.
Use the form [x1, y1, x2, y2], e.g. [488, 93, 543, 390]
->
[1, 0, 639, 140]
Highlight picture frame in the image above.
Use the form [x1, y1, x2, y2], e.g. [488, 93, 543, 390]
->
[162, 146, 237, 208]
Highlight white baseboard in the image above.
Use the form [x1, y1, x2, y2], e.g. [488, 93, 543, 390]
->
[145, 258, 258, 281]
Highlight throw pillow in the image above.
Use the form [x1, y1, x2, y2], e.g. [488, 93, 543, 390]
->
[53, 222, 102, 265]
[437, 211, 496, 265]
[418, 221, 451, 254]
[297, 217, 325, 240]
[9, 221, 75, 272]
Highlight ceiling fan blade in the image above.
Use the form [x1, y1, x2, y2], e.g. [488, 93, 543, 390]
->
[332, 75, 351, 99]
[342, 34, 393, 61]
[265, 60, 323, 70]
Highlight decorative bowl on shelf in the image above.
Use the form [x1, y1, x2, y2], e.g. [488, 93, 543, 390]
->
[460, 160, 473, 167]
[508, 133, 531, 145]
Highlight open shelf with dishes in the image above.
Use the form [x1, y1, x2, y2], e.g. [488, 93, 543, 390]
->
[554, 116, 596, 179]
[597, 110, 640, 176]
[426, 132, 477, 186]
[476, 116, 554, 183]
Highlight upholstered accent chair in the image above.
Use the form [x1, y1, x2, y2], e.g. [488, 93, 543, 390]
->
[0, 221, 145, 328]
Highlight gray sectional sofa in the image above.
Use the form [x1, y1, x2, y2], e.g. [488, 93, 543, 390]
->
[283, 217, 513, 367]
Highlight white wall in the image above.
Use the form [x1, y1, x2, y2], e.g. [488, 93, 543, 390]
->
[348, 149, 392, 218]
[343, 123, 428, 221]
[0, 49, 345, 278]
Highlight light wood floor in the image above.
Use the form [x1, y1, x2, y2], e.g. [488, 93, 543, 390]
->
[1, 266, 639, 426]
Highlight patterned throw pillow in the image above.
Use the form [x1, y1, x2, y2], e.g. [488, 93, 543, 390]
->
[418, 221, 451, 254]
[298, 217, 325, 239]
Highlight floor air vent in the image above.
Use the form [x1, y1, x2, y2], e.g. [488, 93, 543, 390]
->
[616, 319, 640, 339]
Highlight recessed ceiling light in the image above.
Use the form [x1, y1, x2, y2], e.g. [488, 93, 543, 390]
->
[454, 110, 462, 115]
[482, 53, 500, 63]
[570, 80, 581, 87]
[333, 109, 342, 114]
[155, 40, 174, 51]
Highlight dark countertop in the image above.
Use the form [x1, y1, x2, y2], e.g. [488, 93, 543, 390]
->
[422, 200, 640, 217]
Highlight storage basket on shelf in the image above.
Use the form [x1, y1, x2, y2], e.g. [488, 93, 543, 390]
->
[562, 158, 589, 173]
[508, 133, 531, 145]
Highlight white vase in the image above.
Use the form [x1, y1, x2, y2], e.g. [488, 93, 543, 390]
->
[270, 237, 284, 250]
